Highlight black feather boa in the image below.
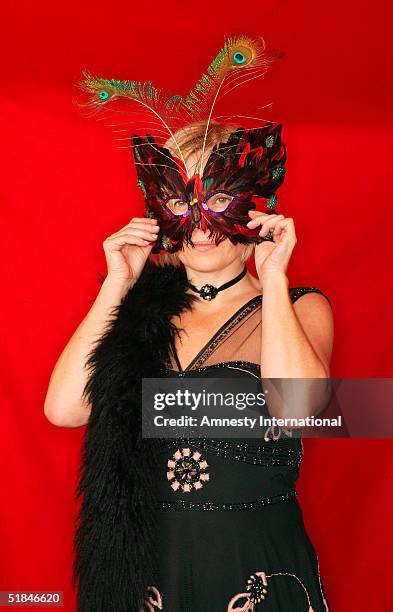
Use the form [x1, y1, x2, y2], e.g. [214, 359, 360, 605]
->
[72, 260, 196, 611]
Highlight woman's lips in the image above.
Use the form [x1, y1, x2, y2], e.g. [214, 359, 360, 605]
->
[192, 242, 217, 252]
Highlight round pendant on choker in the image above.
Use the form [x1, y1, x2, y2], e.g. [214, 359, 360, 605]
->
[188, 265, 247, 301]
[199, 284, 219, 300]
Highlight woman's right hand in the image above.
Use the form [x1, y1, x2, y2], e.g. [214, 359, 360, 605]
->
[103, 216, 159, 287]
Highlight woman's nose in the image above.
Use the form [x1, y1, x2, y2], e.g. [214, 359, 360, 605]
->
[189, 198, 202, 224]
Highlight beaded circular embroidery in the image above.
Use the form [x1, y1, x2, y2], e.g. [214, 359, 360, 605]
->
[247, 572, 269, 604]
[167, 447, 209, 492]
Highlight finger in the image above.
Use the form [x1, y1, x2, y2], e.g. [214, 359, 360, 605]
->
[111, 227, 159, 242]
[260, 215, 285, 233]
[131, 217, 157, 224]
[105, 236, 151, 248]
[109, 236, 152, 248]
[272, 221, 284, 239]
[115, 217, 158, 233]
[272, 218, 295, 233]
[247, 209, 271, 219]
[104, 232, 156, 248]
[246, 214, 284, 228]
[272, 218, 297, 240]
[120, 232, 158, 246]
[118, 220, 159, 233]
[258, 216, 286, 237]
[248, 209, 270, 214]
[128, 222, 159, 233]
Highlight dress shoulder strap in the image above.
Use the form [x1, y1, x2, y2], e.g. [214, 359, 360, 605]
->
[289, 286, 331, 305]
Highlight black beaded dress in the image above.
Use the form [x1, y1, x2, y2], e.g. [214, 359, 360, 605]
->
[141, 288, 331, 612]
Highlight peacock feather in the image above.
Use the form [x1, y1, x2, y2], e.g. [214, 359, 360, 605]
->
[76, 33, 283, 177]
[182, 34, 281, 115]
[75, 70, 183, 122]
[180, 34, 283, 174]
[76, 68, 191, 170]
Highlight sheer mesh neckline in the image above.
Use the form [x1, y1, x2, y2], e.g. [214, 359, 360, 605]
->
[164, 285, 328, 374]
[167, 294, 263, 373]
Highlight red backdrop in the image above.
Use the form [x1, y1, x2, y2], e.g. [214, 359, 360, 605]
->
[1, 0, 393, 610]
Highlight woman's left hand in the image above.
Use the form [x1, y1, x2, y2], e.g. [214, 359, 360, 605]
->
[246, 210, 297, 277]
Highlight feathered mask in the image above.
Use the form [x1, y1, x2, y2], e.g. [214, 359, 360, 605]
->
[76, 34, 287, 253]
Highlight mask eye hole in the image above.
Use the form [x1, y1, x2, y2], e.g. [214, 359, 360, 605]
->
[165, 197, 189, 216]
[204, 192, 235, 212]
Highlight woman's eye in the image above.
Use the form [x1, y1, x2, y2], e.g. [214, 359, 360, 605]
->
[166, 198, 188, 215]
[205, 193, 234, 212]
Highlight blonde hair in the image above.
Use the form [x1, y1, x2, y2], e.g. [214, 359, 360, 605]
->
[148, 120, 256, 267]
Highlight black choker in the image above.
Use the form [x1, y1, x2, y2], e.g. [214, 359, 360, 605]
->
[187, 265, 247, 301]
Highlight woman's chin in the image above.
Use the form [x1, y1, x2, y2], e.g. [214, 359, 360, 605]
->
[179, 252, 240, 272]
[176, 236, 245, 270]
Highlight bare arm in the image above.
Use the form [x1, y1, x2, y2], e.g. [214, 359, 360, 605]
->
[260, 271, 333, 379]
[247, 209, 334, 420]
[44, 216, 159, 428]
[44, 277, 132, 428]
[259, 270, 334, 420]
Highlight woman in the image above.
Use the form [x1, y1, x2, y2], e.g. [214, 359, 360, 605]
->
[45, 118, 334, 611]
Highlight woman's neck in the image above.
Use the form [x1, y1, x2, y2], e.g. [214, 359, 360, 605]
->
[184, 262, 262, 311]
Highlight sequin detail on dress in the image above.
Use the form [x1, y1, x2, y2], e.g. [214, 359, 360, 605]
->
[163, 437, 302, 467]
[158, 488, 297, 512]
